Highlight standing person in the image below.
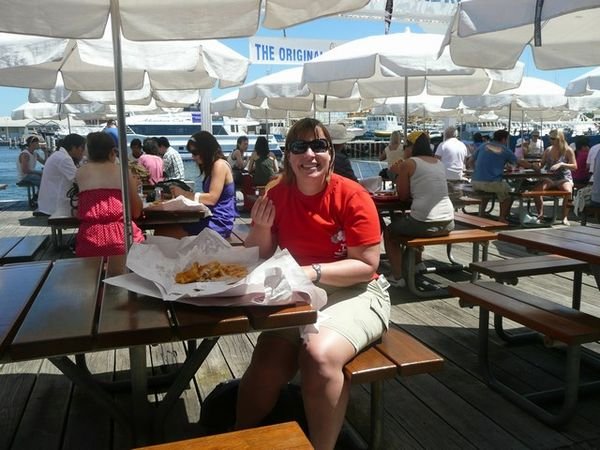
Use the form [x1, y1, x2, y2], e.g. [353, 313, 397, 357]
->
[532, 129, 576, 225]
[527, 130, 544, 158]
[160, 131, 236, 239]
[37, 134, 86, 216]
[157, 136, 185, 180]
[586, 141, 600, 175]
[75, 132, 144, 257]
[235, 118, 390, 450]
[132, 138, 164, 185]
[247, 135, 278, 186]
[327, 123, 358, 182]
[435, 126, 469, 180]
[227, 136, 249, 187]
[379, 130, 404, 182]
[17, 135, 46, 188]
[471, 129, 535, 223]
[103, 119, 119, 147]
[384, 131, 455, 287]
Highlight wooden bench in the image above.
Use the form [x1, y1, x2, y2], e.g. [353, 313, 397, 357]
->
[133, 421, 313, 450]
[515, 190, 572, 224]
[460, 185, 496, 216]
[47, 215, 79, 248]
[448, 281, 600, 427]
[393, 229, 497, 298]
[453, 211, 510, 230]
[0, 235, 48, 264]
[343, 326, 443, 450]
[16, 180, 39, 208]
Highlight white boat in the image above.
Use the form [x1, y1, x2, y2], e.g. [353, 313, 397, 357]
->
[365, 114, 402, 138]
[124, 112, 282, 159]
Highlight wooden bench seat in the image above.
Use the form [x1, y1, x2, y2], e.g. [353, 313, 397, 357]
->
[343, 326, 443, 450]
[0, 235, 48, 264]
[514, 190, 572, 224]
[16, 180, 39, 208]
[134, 421, 312, 449]
[448, 281, 600, 426]
[47, 215, 79, 248]
[460, 185, 496, 216]
[453, 211, 510, 230]
[393, 229, 497, 298]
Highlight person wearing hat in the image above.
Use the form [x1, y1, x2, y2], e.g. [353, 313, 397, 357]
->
[528, 130, 544, 158]
[327, 123, 358, 182]
[385, 131, 455, 287]
[514, 137, 529, 159]
[16, 135, 44, 188]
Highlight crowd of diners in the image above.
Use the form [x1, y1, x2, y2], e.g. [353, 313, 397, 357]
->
[16, 116, 600, 450]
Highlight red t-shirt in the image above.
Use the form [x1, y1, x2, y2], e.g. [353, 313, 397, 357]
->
[267, 174, 381, 266]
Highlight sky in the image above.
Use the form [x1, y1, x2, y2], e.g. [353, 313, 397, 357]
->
[0, 15, 592, 117]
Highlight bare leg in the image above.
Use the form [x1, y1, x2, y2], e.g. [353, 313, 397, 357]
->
[560, 181, 573, 223]
[299, 327, 356, 450]
[235, 335, 298, 429]
[499, 198, 512, 223]
[383, 227, 403, 279]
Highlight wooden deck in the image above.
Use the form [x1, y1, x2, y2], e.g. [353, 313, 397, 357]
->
[1, 199, 599, 450]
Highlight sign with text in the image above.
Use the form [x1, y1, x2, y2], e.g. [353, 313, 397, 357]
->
[249, 36, 342, 65]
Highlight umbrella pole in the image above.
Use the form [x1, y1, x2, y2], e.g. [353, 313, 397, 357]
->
[110, 0, 133, 251]
[507, 103, 512, 137]
[404, 77, 408, 140]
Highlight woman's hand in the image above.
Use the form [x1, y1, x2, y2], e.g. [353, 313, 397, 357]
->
[251, 195, 275, 228]
[550, 162, 562, 172]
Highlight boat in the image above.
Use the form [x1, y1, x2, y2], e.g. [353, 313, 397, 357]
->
[365, 114, 402, 138]
[124, 112, 283, 159]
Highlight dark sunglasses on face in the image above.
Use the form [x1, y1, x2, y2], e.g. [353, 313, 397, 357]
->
[289, 139, 330, 155]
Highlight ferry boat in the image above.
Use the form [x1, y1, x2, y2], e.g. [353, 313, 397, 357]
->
[124, 112, 282, 159]
[365, 114, 402, 138]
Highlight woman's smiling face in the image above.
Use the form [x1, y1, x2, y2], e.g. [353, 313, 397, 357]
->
[288, 126, 331, 183]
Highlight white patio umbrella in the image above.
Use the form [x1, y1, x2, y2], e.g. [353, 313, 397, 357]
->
[440, 0, 600, 70]
[565, 67, 600, 96]
[301, 30, 524, 137]
[372, 92, 467, 118]
[211, 90, 292, 120]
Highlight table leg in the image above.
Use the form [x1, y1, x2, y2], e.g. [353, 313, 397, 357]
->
[130, 345, 150, 445]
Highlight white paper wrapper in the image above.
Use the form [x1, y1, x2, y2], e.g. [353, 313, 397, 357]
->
[144, 195, 211, 215]
[104, 228, 327, 311]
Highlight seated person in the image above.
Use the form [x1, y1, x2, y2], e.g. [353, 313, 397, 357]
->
[532, 129, 576, 225]
[327, 123, 358, 182]
[157, 136, 185, 181]
[514, 137, 529, 159]
[37, 134, 86, 216]
[571, 136, 591, 185]
[470, 129, 535, 223]
[384, 131, 455, 287]
[590, 150, 600, 207]
[227, 136, 249, 187]
[75, 132, 144, 257]
[247, 136, 278, 186]
[17, 135, 45, 187]
[132, 138, 164, 185]
[379, 130, 404, 184]
[235, 118, 389, 450]
[158, 131, 236, 239]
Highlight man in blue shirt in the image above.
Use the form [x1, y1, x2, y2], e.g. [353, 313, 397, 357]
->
[103, 119, 119, 147]
[471, 129, 535, 222]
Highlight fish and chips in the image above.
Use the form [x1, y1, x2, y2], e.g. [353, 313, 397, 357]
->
[175, 261, 248, 284]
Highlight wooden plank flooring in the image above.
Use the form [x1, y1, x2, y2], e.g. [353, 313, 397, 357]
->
[0, 199, 599, 449]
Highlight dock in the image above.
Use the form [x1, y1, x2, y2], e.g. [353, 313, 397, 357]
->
[0, 199, 599, 449]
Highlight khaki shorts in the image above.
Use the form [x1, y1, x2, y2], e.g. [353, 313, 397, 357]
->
[472, 180, 512, 202]
[261, 279, 390, 353]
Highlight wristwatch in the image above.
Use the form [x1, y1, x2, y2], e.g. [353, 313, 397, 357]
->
[311, 263, 322, 283]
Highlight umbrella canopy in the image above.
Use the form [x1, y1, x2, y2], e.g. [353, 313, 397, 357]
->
[301, 31, 524, 98]
[211, 90, 291, 120]
[0, 30, 249, 91]
[372, 92, 471, 119]
[440, 0, 600, 70]
[0, 0, 370, 40]
[565, 67, 600, 96]
[239, 67, 375, 112]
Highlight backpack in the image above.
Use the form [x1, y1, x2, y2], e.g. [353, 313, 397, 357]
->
[199, 379, 307, 435]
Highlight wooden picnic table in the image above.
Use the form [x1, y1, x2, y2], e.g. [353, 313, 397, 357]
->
[0, 256, 317, 446]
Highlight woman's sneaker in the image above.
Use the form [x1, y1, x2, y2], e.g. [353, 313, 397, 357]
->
[387, 275, 406, 288]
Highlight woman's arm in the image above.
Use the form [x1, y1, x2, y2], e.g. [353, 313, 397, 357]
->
[302, 243, 380, 287]
[244, 196, 277, 258]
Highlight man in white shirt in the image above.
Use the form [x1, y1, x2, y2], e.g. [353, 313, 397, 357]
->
[435, 126, 469, 180]
[527, 130, 544, 158]
[587, 142, 600, 174]
[37, 134, 86, 216]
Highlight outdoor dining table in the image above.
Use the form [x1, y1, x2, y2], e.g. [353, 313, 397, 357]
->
[0, 256, 317, 445]
[369, 191, 411, 228]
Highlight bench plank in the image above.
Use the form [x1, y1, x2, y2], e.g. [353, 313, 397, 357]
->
[518, 190, 571, 198]
[0, 262, 52, 360]
[344, 345, 398, 384]
[471, 255, 588, 279]
[448, 282, 600, 344]
[0, 237, 21, 259]
[2, 235, 48, 263]
[398, 229, 497, 247]
[133, 422, 313, 450]
[453, 212, 510, 230]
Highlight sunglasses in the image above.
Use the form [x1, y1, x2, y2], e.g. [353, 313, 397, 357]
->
[289, 139, 330, 155]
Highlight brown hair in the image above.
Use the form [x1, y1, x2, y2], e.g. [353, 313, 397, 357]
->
[282, 118, 334, 185]
[187, 131, 225, 176]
